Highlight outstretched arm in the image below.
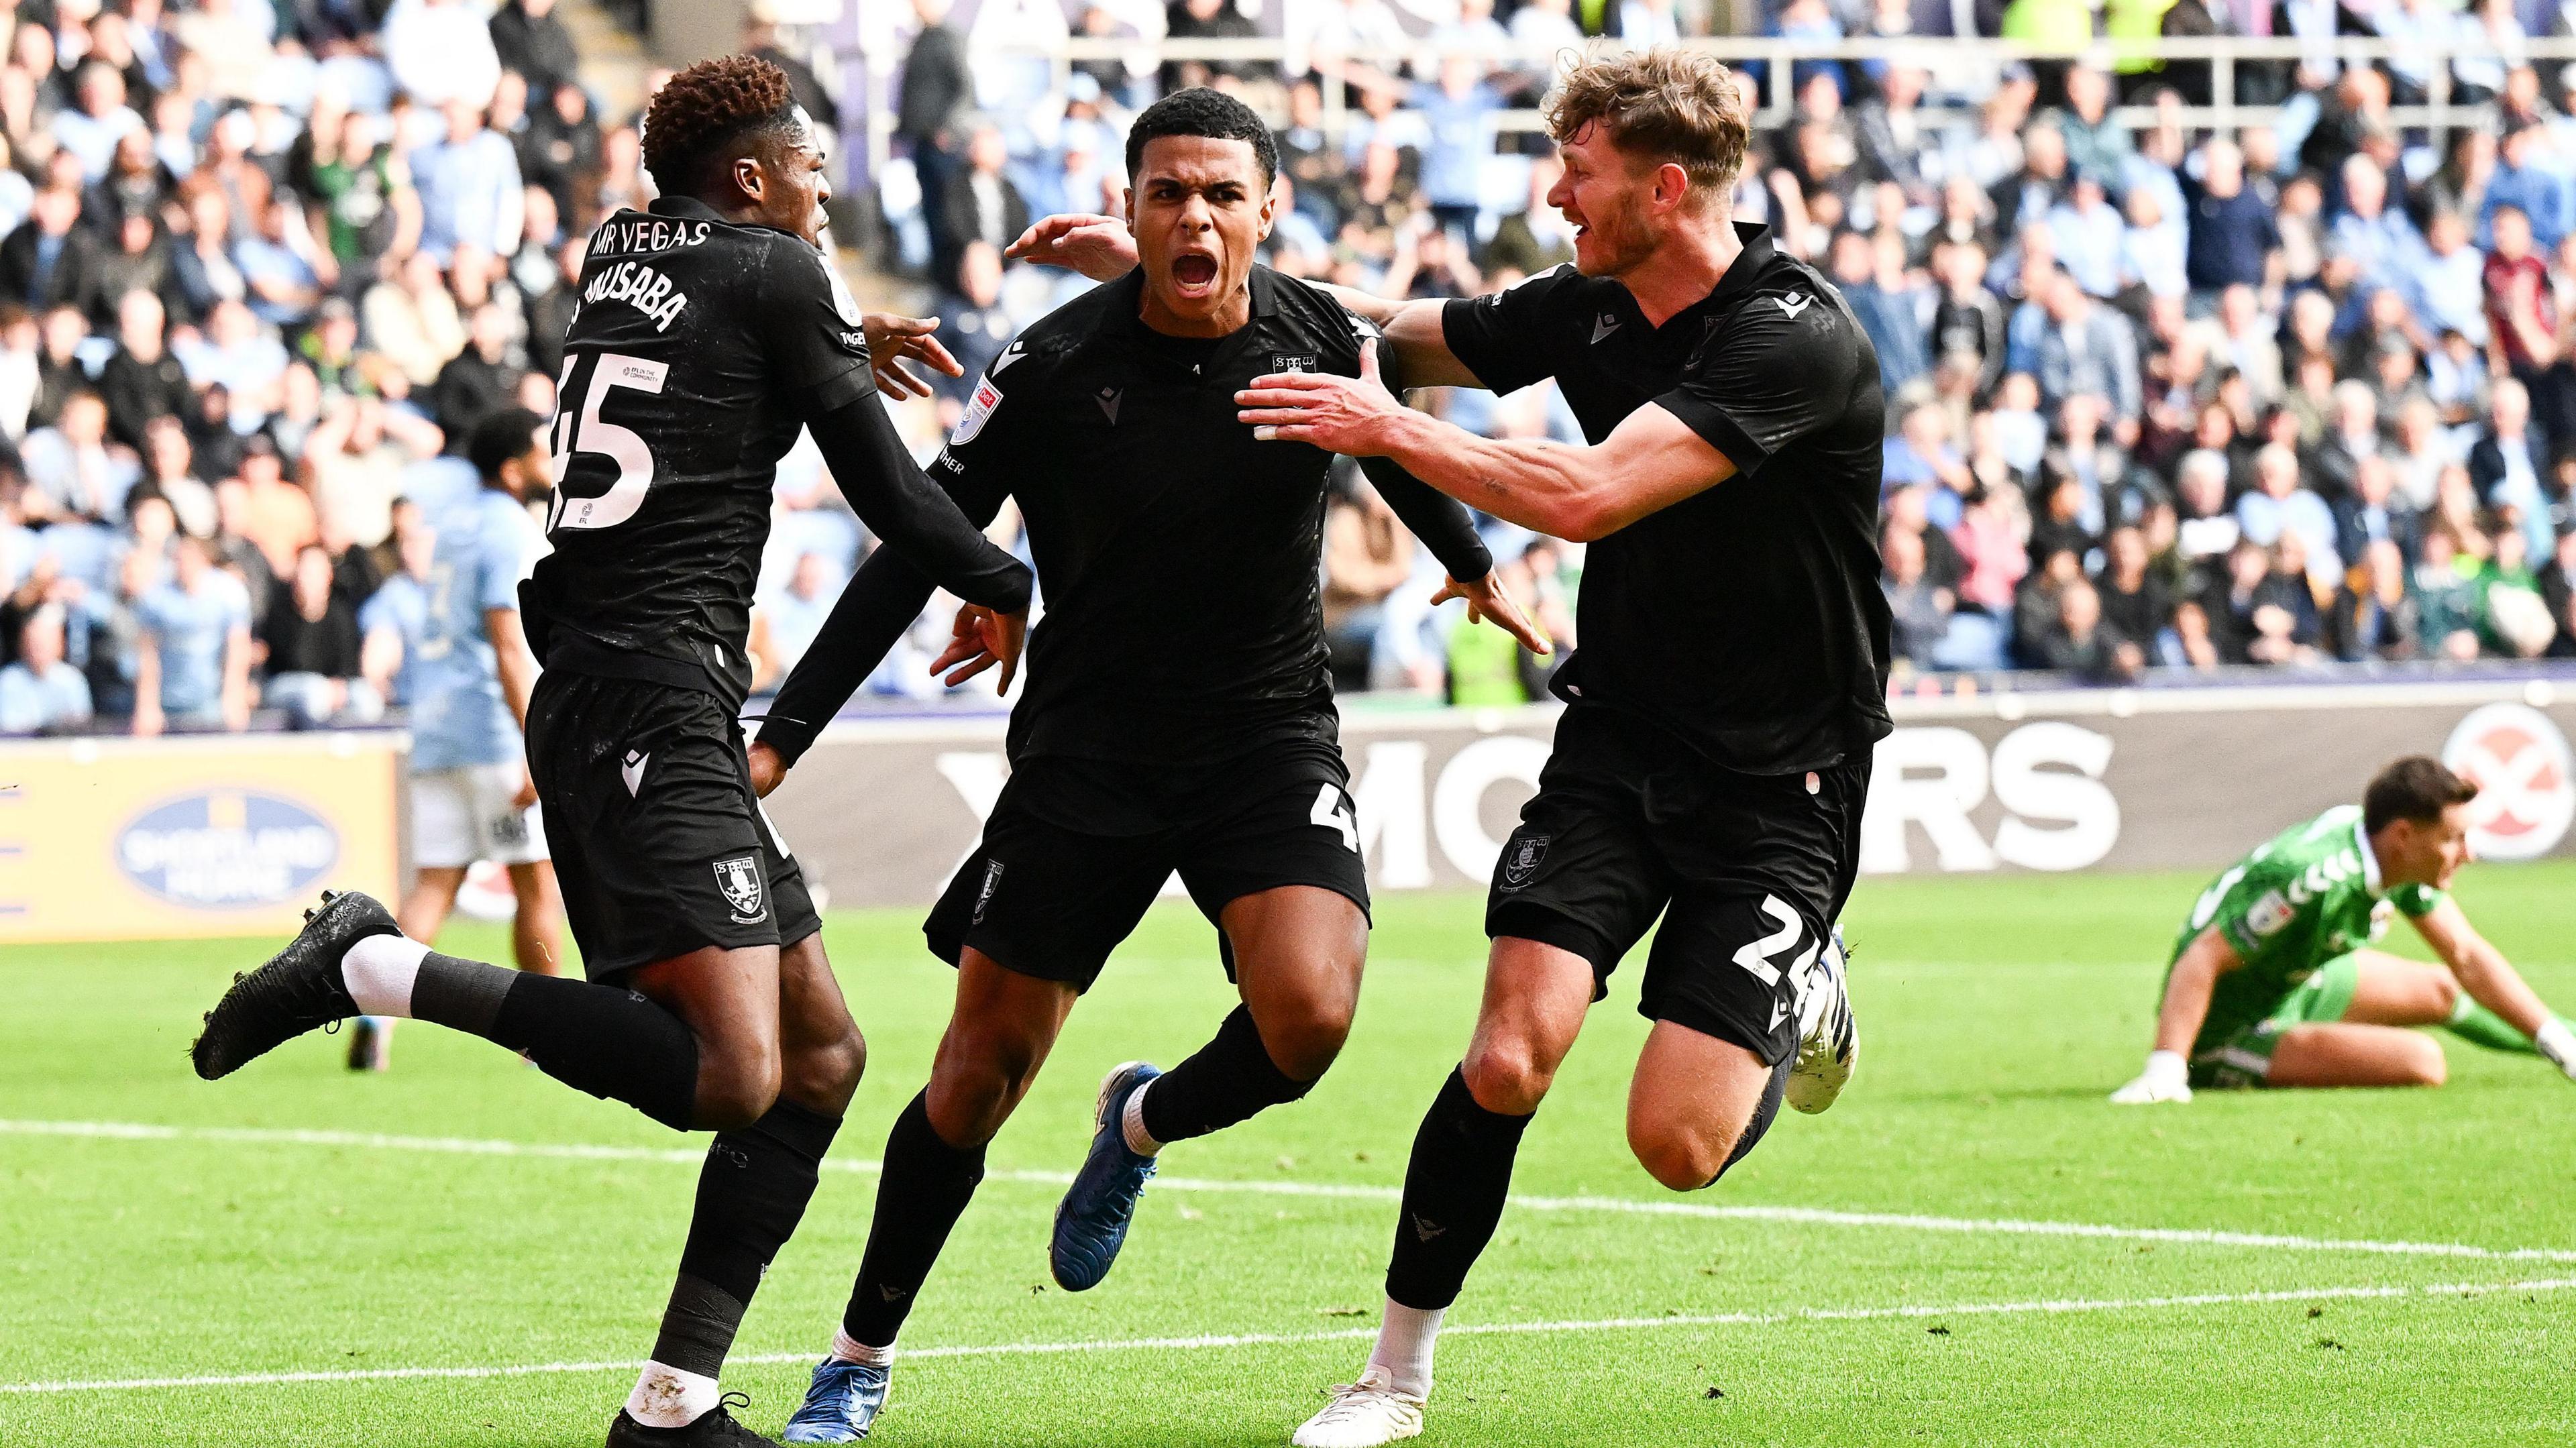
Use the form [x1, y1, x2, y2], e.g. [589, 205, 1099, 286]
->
[2412, 897, 2576, 1074]
[2113, 926, 2241, 1103]
[1238, 339, 1736, 542]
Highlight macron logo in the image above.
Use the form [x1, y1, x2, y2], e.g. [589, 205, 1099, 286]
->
[1590, 313, 1621, 345]
[1774, 293, 1813, 320]
[991, 340, 1026, 374]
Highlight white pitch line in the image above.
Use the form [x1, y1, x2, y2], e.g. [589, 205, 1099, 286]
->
[9, 1117, 2574, 1265]
[7, 1276, 2571, 1397]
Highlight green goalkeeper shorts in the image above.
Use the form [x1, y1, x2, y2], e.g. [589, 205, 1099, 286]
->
[2188, 954, 2363, 1090]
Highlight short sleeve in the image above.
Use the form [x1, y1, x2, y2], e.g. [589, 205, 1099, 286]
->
[1656, 292, 1863, 474]
[2391, 883, 2445, 917]
[1441, 264, 1574, 396]
[759, 238, 875, 412]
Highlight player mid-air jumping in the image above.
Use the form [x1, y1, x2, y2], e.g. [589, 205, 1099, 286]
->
[1015, 48, 1887, 1447]
[191, 56, 1031, 1448]
[2112, 755, 2576, 1101]
[747, 87, 1544, 1444]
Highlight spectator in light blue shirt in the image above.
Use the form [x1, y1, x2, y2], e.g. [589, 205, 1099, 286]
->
[51, 64, 147, 182]
[0, 605, 92, 734]
[2047, 171, 2126, 298]
[2411, 209, 2489, 345]
[20, 391, 140, 522]
[234, 195, 323, 328]
[412, 99, 524, 265]
[2235, 442, 2343, 585]
[358, 525, 433, 709]
[1414, 57, 1501, 237]
[2326, 155, 2425, 293]
[2034, 270, 2143, 425]
[133, 534, 252, 734]
[2481, 125, 2575, 252]
[759, 551, 843, 685]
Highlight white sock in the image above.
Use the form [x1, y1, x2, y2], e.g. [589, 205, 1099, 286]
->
[1120, 1080, 1163, 1156]
[829, 1327, 894, 1367]
[340, 934, 429, 1018]
[2536, 1017, 2576, 1071]
[625, 1361, 720, 1428]
[1364, 1298, 1443, 1399]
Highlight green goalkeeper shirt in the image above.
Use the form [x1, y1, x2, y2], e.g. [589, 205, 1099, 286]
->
[2166, 804, 2445, 1052]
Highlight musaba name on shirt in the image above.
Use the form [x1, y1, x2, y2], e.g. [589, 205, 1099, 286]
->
[582, 259, 691, 333]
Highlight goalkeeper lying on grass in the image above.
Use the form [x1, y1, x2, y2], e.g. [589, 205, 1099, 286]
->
[2116, 755, 2576, 1102]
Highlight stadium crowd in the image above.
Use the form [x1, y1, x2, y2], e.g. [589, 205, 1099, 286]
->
[871, 0, 2576, 707]
[6, 0, 2576, 740]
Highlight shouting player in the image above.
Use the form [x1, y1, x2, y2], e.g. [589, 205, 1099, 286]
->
[347, 407, 564, 1073]
[1017, 49, 1886, 1445]
[745, 89, 1542, 1444]
[2113, 755, 2576, 1101]
[191, 57, 1032, 1448]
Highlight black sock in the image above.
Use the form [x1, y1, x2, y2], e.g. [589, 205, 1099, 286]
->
[841, 1091, 985, 1348]
[1706, 1060, 1790, 1188]
[411, 955, 700, 1131]
[1138, 1005, 1318, 1146]
[1384, 1066, 1534, 1312]
[649, 1099, 843, 1378]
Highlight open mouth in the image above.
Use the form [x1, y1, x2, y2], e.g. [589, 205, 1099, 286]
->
[1172, 254, 1219, 293]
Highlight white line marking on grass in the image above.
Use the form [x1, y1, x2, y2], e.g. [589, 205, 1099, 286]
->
[8, 1276, 2571, 1396]
[11, 1118, 2575, 1264]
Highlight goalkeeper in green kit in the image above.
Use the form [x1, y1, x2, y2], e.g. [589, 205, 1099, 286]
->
[2114, 756, 2576, 1103]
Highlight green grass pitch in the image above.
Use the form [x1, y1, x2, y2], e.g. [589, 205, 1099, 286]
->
[6, 865, 2575, 1446]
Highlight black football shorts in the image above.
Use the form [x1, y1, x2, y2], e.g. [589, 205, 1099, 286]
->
[924, 739, 1371, 991]
[525, 671, 822, 980]
[1485, 706, 1870, 1066]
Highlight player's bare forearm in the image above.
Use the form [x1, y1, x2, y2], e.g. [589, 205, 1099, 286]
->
[1375, 408, 1617, 539]
[1241, 356, 1731, 540]
[2153, 930, 2234, 1057]
[486, 608, 538, 730]
[2418, 902, 2553, 1037]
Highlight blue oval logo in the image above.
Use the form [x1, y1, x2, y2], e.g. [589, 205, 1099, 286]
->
[117, 791, 341, 909]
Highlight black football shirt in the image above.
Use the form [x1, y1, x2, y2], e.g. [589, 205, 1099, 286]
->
[759, 264, 1492, 771]
[521, 197, 1024, 708]
[1442, 223, 1894, 775]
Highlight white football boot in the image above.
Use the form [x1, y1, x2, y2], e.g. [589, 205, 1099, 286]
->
[1291, 1369, 1426, 1448]
[1785, 926, 1856, 1114]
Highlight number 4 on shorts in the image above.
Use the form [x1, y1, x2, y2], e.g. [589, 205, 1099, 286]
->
[1309, 783, 1358, 852]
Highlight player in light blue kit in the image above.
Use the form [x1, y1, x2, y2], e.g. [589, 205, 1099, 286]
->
[347, 408, 565, 1072]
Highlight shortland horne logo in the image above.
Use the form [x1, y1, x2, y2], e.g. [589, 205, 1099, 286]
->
[116, 791, 339, 908]
[2441, 704, 2576, 862]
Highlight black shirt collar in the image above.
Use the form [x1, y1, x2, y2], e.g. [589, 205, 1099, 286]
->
[647, 195, 726, 223]
[1707, 222, 1778, 312]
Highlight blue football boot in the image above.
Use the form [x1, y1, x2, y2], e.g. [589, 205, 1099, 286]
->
[1048, 1060, 1162, 1290]
[780, 1357, 891, 1443]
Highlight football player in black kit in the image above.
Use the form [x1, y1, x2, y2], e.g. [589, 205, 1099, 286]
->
[742, 89, 1546, 1443]
[189, 57, 1031, 1448]
[1018, 51, 1888, 1447]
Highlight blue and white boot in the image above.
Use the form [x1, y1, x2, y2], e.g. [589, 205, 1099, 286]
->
[1048, 1060, 1161, 1291]
[779, 1357, 890, 1443]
